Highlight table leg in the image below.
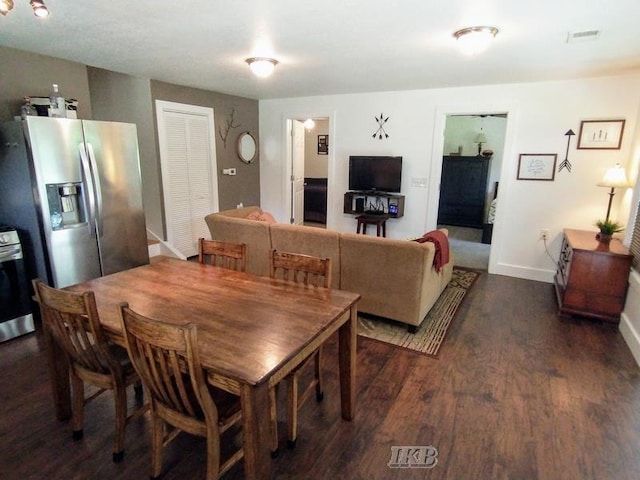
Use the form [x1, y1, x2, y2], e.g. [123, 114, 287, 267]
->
[382, 221, 386, 238]
[338, 303, 357, 420]
[43, 321, 71, 420]
[240, 381, 272, 480]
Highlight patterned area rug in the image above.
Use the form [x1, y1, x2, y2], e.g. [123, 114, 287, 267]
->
[357, 269, 480, 356]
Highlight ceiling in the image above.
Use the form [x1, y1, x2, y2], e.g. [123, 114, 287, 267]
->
[1, 0, 640, 100]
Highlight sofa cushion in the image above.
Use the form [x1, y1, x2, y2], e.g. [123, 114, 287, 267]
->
[269, 223, 341, 288]
[204, 210, 271, 276]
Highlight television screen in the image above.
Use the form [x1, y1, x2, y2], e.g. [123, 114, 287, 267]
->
[348, 156, 402, 192]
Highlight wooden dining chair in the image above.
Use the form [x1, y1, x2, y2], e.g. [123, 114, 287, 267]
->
[32, 279, 147, 463]
[198, 238, 247, 272]
[119, 303, 244, 480]
[269, 250, 332, 451]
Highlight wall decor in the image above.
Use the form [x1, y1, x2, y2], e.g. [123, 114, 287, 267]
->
[517, 154, 557, 181]
[372, 113, 389, 139]
[577, 119, 625, 150]
[237, 131, 257, 164]
[218, 107, 241, 148]
[558, 129, 575, 172]
[317, 134, 328, 154]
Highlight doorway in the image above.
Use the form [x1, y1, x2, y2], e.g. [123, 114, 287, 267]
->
[437, 113, 507, 270]
[285, 116, 330, 227]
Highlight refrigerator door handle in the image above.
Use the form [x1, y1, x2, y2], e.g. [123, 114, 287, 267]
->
[78, 143, 98, 237]
[86, 143, 104, 236]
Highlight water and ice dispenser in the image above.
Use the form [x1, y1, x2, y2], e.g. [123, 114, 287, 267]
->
[46, 183, 86, 230]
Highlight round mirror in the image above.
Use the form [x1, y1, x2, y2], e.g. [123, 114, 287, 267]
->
[237, 131, 257, 164]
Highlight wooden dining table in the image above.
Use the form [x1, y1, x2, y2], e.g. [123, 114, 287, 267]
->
[45, 256, 360, 480]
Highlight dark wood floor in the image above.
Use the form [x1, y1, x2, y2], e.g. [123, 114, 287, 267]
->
[2, 273, 640, 479]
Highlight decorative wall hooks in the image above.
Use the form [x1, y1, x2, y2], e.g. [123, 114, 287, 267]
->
[372, 113, 389, 139]
[558, 129, 575, 172]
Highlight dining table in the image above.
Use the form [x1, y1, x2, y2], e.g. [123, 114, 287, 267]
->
[44, 256, 360, 480]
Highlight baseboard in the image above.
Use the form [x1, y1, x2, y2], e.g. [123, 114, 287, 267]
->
[619, 269, 640, 367]
[490, 262, 555, 283]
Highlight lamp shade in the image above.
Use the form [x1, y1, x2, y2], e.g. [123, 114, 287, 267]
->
[474, 132, 487, 143]
[453, 26, 499, 55]
[598, 163, 630, 188]
[246, 57, 278, 78]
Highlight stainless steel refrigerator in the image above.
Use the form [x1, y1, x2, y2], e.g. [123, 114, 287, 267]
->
[0, 116, 149, 290]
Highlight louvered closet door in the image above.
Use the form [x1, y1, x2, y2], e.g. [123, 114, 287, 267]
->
[157, 101, 219, 258]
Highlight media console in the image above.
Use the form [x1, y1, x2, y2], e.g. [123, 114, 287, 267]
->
[343, 191, 405, 218]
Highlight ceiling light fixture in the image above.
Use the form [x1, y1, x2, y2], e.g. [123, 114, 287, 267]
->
[0, 0, 14, 15]
[303, 118, 315, 130]
[0, 0, 49, 17]
[453, 26, 499, 55]
[30, 0, 49, 17]
[245, 57, 278, 78]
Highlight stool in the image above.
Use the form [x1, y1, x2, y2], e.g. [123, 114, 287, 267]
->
[356, 214, 389, 237]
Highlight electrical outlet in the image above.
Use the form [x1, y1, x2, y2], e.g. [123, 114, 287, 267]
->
[540, 229, 549, 240]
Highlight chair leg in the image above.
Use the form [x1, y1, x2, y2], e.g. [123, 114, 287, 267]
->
[205, 423, 221, 480]
[71, 373, 84, 440]
[314, 349, 324, 402]
[112, 384, 127, 462]
[287, 372, 299, 449]
[269, 386, 279, 458]
[150, 413, 164, 480]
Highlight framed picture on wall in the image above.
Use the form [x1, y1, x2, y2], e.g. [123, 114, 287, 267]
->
[317, 134, 328, 155]
[517, 154, 557, 181]
[577, 119, 625, 149]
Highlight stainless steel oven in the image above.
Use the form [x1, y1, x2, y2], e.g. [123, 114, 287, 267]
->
[0, 227, 35, 342]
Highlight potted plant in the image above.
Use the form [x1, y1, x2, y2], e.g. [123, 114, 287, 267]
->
[595, 219, 624, 245]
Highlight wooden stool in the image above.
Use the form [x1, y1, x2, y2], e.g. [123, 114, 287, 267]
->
[356, 214, 389, 237]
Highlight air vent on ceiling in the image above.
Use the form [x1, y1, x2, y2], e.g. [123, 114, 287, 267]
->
[567, 30, 601, 43]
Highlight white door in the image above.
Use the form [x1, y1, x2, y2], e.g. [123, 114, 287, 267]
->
[291, 120, 305, 225]
[156, 101, 219, 257]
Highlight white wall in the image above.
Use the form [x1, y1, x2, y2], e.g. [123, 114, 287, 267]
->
[259, 73, 640, 283]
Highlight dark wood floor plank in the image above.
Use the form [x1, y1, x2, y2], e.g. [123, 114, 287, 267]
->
[2, 272, 640, 479]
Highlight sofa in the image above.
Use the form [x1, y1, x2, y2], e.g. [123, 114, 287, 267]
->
[204, 206, 454, 330]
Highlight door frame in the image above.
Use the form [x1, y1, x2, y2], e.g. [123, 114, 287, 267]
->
[282, 111, 336, 227]
[427, 103, 518, 274]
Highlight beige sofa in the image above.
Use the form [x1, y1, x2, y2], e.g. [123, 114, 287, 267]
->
[205, 206, 454, 331]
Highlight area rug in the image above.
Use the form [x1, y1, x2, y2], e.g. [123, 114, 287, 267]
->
[357, 268, 480, 357]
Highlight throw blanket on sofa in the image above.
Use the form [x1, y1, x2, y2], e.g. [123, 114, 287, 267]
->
[414, 230, 450, 272]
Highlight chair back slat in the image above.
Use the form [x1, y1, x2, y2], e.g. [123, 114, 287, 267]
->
[198, 238, 247, 272]
[269, 250, 331, 288]
[33, 280, 115, 375]
[120, 305, 216, 422]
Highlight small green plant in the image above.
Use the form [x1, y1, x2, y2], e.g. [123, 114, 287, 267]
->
[595, 219, 624, 235]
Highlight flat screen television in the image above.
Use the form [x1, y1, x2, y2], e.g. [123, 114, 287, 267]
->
[348, 156, 402, 193]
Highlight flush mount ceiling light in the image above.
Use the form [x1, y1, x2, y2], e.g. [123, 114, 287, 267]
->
[30, 0, 49, 17]
[453, 26, 499, 55]
[303, 118, 315, 130]
[245, 57, 278, 78]
[1, 0, 49, 16]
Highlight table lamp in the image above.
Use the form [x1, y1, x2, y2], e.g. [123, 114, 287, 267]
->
[597, 163, 630, 222]
[474, 132, 487, 156]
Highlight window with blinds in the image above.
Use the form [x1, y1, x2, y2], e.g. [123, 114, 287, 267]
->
[630, 202, 640, 270]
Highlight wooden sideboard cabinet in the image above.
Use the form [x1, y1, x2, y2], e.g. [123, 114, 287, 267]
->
[554, 229, 633, 323]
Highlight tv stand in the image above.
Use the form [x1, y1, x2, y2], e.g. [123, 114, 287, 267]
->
[343, 191, 405, 218]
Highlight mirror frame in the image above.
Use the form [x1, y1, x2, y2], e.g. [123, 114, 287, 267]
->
[236, 131, 257, 164]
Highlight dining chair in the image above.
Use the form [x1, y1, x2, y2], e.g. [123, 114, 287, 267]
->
[198, 238, 247, 272]
[32, 279, 147, 463]
[269, 250, 332, 451]
[119, 303, 244, 480]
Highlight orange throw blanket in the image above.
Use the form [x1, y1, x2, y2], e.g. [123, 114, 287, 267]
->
[414, 230, 450, 272]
